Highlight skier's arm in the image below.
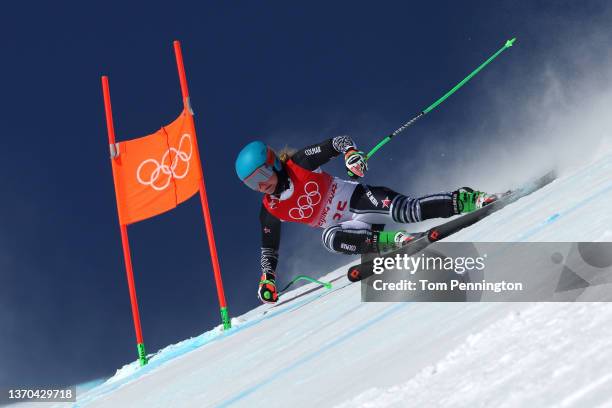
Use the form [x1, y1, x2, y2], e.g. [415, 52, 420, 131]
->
[260, 204, 281, 276]
[291, 135, 358, 171]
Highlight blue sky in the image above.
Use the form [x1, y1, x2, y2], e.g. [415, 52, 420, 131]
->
[1, 0, 611, 387]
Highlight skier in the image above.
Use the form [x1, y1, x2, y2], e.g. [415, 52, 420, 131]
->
[235, 136, 496, 303]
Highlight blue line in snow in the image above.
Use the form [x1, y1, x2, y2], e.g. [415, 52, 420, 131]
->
[216, 303, 409, 408]
[546, 213, 560, 222]
[75, 289, 334, 407]
[517, 182, 612, 241]
[478, 157, 612, 238]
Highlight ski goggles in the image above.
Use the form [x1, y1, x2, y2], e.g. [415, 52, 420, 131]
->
[243, 164, 275, 190]
[242, 148, 279, 190]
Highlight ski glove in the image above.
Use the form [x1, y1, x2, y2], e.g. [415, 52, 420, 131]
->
[344, 149, 368, 178]
[258, 272, 279, 304]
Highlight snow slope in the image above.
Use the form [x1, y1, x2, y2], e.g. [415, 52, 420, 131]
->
[17, 153, 612, 408]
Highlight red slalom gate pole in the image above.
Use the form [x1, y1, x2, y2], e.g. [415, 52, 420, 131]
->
[101, 76, 149, 365]
[173, 41, 231, 329]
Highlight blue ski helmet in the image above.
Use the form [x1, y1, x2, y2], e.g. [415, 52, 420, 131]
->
[235, 141, 281, 190]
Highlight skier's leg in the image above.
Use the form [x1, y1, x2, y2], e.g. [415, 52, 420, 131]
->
[321, 220, 376, 255]
[349, 184, 497, 224]
[349, 184, 455, 224]
[392, 190, 456, 223]
[321, 220, 415, 255]
[322, 184, 498, 255]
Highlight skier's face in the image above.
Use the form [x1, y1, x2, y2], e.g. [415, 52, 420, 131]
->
[257, 172, 278, 194]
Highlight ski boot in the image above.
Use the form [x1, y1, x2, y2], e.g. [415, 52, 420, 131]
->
[454, 188, 498, 214]
[377, 230, 417, 253]
[258, 272, 279, 304]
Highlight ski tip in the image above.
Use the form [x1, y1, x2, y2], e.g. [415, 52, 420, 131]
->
[505, 37, 517, 48]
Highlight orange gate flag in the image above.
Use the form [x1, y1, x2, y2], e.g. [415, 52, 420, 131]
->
[110, 108, 202, 225]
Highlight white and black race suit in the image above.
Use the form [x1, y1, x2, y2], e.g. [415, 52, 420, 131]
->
[258, 136, 459, 276]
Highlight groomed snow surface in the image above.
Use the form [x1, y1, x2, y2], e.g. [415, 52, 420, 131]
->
[18, 153, 612, 408]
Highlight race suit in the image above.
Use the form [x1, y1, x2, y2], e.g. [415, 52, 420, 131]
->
[259, 136, 460, 277]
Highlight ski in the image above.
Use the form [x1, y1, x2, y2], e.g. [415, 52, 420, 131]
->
[347, 171, 556, 282]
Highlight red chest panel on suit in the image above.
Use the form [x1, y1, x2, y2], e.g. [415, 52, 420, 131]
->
[263, 160, 334, 227]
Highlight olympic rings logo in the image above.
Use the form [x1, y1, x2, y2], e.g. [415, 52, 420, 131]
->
[289, 181, 321, 220]
[136, 133, 193, 191]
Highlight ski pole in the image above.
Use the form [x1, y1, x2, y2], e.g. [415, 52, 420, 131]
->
[365, 37, 516, 161]
[279, 275, 333, 294]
